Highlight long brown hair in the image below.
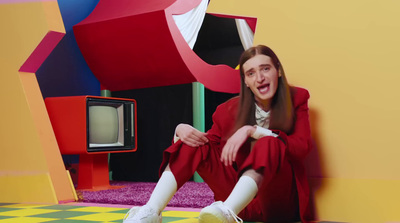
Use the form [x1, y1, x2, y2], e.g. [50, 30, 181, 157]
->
[234, 45, 294, 134]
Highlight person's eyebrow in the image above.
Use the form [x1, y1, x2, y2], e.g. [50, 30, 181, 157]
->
[259, 63, 272, 67]
[244, 67, 255, 74]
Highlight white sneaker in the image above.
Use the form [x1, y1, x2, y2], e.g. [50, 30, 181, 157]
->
[123, 205, 162, 223]
[198, 201, 243, 223]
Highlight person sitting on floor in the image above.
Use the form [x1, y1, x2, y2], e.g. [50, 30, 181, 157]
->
[123, 45, 313, 223]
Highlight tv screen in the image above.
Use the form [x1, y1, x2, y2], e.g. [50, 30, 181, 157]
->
[88, 105, 119, 145]
[45, 96, 137, 154]
[86, 98, 136, 153]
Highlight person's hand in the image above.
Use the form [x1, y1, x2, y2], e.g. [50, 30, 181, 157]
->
[221, 125, 256, 166]
[175, 123, 209, 147]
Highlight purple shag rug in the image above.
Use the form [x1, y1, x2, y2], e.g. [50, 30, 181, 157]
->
[78, 181, 214, 208]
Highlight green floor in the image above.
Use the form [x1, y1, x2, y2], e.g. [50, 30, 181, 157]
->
[0, 203, 200, 223]
[0, 203, 347, 223]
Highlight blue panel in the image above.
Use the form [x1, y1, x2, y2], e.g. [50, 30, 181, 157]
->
[57, 0, 100, 32]
[36, 0, 101, 98]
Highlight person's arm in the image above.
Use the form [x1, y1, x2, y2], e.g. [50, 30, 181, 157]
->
[220, 125, 255, 166]
[220, 124, 280, 166]
[173, 123, 208, 147]
[272, 88, 312, 161]
[173, 98, 236, 147]
[251, 125, 278, 139]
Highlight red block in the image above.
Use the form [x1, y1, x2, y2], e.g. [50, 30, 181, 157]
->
[45, 96, 137, 190]
[73, 0, 240, 93]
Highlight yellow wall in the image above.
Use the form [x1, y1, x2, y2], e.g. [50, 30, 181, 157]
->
[208, 0, 400, 222]
[1, 0, 399, 220]
[0, 1, 75, 203]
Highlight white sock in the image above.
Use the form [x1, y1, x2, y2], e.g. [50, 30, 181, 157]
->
[223, 175, 258, 214]
[145, 171, 177, 214]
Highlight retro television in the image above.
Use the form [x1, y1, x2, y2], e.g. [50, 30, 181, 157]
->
[45, 96, 137, 190]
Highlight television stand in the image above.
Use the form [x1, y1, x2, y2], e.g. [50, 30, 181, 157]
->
[77, 153, 124, 191]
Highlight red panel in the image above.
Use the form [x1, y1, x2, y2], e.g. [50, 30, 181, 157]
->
[45, 96, 87, 155]
[73, 0, 241, 93]
[19, 31, 65, 73]
[46, 95, 136, 190]
[74, 11, 196, 91]
[45, 95, 137, 155]
[77, 153, 124, 190]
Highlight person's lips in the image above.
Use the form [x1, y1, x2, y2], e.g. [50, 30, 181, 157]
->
[257, 83, 270, 94]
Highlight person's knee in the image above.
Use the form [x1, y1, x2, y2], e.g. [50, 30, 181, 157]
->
[165, 164, 171, 172]
[242, 169, 263, 188]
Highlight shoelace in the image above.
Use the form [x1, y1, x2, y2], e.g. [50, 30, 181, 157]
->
[225, 207, 243, 223]
[210, 201, 243, 223]
[123, 206, 158, 221]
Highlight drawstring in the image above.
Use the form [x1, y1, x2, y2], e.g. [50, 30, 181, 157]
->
[210, 201, 243, 223]
[226, 207, 243, 223]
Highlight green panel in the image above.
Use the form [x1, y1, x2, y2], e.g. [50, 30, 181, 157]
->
[192, 82, 205, 182]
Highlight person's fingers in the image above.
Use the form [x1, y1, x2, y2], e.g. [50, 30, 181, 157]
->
[199, 133, 209, 143]
[225, 146, 230, 166]
[220, 145, 227, 164]
[183, 134, 209, 147]
[177, 125, 209, 145]
[185, 141, 198, 147]
[189, 132, 208, 145]
[232, 148, 237, 163]
[182, 137, 198, 147]
[191, 130, 207, 140]
[194, 132, 208, 142]
[225, 145, 233, 166]
[192, 136, 207, 144]
[228, 146, 234, 166]
[221, 142, 239, 166]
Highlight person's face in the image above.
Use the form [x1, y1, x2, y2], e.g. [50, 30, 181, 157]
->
[242, 54, 279, 110]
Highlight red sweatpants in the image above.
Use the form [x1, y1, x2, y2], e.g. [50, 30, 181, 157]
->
[159, 137, 300, 222]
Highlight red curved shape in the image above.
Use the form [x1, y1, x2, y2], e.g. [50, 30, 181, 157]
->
[19, 31, 65, 73]
[73, 0, 240, 93]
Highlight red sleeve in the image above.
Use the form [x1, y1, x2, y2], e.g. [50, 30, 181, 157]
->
[206, 97, 238, 145]
[206, 110, 222, 143]
[274, 87, 312, 161]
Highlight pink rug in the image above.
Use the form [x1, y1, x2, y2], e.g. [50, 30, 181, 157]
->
[78, 181, 214, 208]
